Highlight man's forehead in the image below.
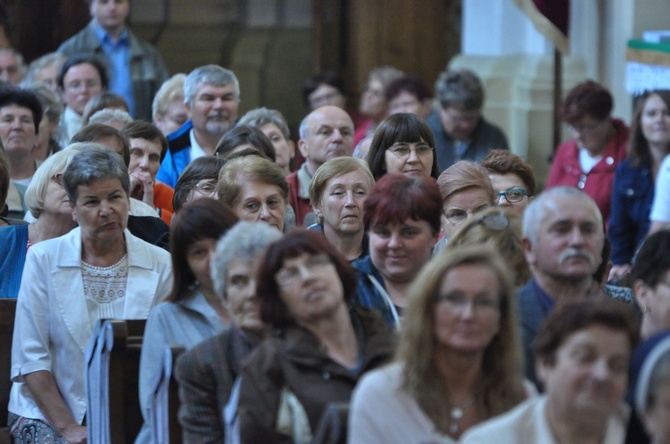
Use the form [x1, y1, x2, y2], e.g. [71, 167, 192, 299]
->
[309, 108, 353, 130]
[195, 83, 236, 96]
[541, 196, 600, 224]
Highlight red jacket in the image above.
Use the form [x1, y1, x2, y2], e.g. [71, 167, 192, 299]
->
[287, 167, 313, 226]
[545, 118, 629, 224]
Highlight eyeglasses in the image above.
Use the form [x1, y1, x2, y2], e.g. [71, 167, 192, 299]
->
[435, 293, 500, 312]
[444, 204, 489, 225]
[275, 253, 332, 287]
[50, 173, 64, 187]
[497, 187, 529, 204]
[388, 142, 434, 159]
[192, 180, 217, 196]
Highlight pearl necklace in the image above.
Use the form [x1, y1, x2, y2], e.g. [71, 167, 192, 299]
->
[449, 398, 475, 434]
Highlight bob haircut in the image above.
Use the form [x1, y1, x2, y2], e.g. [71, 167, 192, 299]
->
[435, 68, 483, 111]
[561, 80, 613, 124]
[533, 298, 639, 368]
[0, 146, 8, 208]
[165, 198, 239, 303]
[0, 86, 43, 133]
[184, 65, 239, 107]
[238, 106, 291, 140]
[255, 229, 357, 328]
[628, 90, 670, 169]
[482, 149, 537, 197]
[172, 156, 227, 212]
[211, 221, 283, 301]
[447, 206, 530, 287]
[57, 54, 109, 91]
[214, 124, 276, 162]
[62, 144, 130, 202]
[25, 148, 80, 218]
[636, 336, 670, 417]
[437, 160, 496, 205]
[630, 229, 670, 289]
[152, 73, 186, 118]
[217, 155, 289, 206]
[398, 245, 525, 428]
[309, 157, 374, 207]
[71, 123, 131, 167]
[364, 173, 442, 235]
[121, 120, 169, 162]
[366, 113, 439, 180]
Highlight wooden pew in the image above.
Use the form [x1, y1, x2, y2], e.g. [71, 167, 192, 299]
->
[0, 299, 17, 444]
[150, 345, 184, 444]
[85, 319, 145, 444]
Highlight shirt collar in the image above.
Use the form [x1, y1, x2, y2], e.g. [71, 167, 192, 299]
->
[94, 22, 129, 45]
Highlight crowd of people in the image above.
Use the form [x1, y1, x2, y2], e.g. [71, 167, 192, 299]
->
[2, 1, 670, 443]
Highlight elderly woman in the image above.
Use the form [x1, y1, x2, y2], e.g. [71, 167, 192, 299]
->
[366, 112, 440, 180]
[214, 124, 277, 161]
[23, 52, 67, 93]
[172, 156, 226, 213]
[636, 336, 670, 444]
[238, 229, 395, 442]
[239, 107, 295, 176]
[308, 157, 375, 261]
[437, 160, 496, 244]
[152, 73, 188, 136]
[0, 149, 79, 298]
[349, 246, 528, 443]
[174, 221, 282, 443]
[136, 198, 238, 443]
[448, 207, 530, 287]
[462, 299, 638, 443]
[354, 66, 404, 146]
[8, 145, 172, 443]
[217, 155, 288, 232]
[482, 149, 536, 215]
[25, 83, 63, 162]
[546, 80, 628, 223]
[353, 173, 442, 326]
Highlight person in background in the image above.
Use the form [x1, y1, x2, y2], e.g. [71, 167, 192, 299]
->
[152, 73, 188, 136]
[174, 221, 282, 443]
[546, 80, 628, 224]
[308, 156, 375, 261]
[87, 108, 133, 130]
[482, 149, 536, 216]
[135, 198, 238, 443]
[462, 299, 638, 444]
[350, 246, 528, 443]
[0, 48, 25, 85]
[172, 156, 225, 213]
[0, 146, 23, 225]
[366, 112, 440, 181]
[23, 52, 67, 93]
[120, 121, 175, 224]
[428, 68, 508, 172]
[238, 230, 395, 443]
[213, 124, 276, 162]
[8, 145, 172, 443]
[353, 136, 372, 161]
[353, 173, 441, 326]
[81, 91, 129, 126]
[57, 0, 169, 120]
[635, 336, 670, 444]
[610, 90, 670, 282]
[24, 83, 63, 162]
[385, 74, 433, 119]
[239, 107, 295, 176]
[354, 66, 404, 146]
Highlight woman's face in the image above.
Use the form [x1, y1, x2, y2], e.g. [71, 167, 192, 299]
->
[359, 78, 386, 120]
[641, 94, 670, 149]
[61, 63, 103, 115]
[383, 140, 434, 177]
[260, 123, 294, 175]
[538, 325, 630, 421]
[71, 177, 129, 243]
[231, 180, 286, 232]
[369, 218, 437, 284]
[185, 178, 217, 205]
[0, 104, 37, 158]
[32, 113, 54, 161]
[276, 252, 345, 325]
[316, 169, 370, 236]
[442, 187, 492, 239]
[635, 271, 670, 333]
[155, 99, 189, 136]
[569, 114, 612, 154]
[433, 263, 501, 354]
[643, 380, 670, 444]
[186, 237, 217, 291]
[43, 172, 71, 217]
[226, 257, 265, 336]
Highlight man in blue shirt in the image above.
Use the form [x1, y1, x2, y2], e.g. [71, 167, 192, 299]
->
[58, 0, 168, 121]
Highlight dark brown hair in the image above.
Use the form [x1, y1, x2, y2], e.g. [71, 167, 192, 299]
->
[561, 80, 613, 124]
[628, 90, 670, 168]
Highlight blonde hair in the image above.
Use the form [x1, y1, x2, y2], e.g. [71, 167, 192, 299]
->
[398, 245, 525, 433]
[437, 160, 495, 204]
[25, 147, 81, 218]
[309, 157, 374, 207]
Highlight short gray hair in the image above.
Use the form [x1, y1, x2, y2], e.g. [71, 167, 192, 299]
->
[25, 148, 79, 218]
[298, 113, 310, 140]
[63, 144, 130, 202]
[211, 221, 283, 300]
[184, 65, 240, 107]
[239, 107, 290, 140]
[522, 186, 603, 245]
[435, 68, 484, 111]
[88, 108, 133, 127]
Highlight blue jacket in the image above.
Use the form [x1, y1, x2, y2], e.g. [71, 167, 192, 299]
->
[156, 120, 193, 188]
[351, 256, 397, 326]
[608, 158, 654, 265]
[0, 224, 28, 298]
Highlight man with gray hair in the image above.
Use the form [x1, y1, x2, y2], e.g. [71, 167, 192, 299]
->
[427, 68, 508, 172]
[157, 64, 240, 188]
[0, 48, 25, 85]
[518, 186, 606, 385]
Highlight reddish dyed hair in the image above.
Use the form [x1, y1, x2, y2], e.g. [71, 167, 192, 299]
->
[561, 80, 613, 124]
[363, 173, 442, 235]
[256, 229, 358, 329]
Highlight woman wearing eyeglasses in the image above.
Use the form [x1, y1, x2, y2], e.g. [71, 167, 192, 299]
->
[349, 245, 529, 443]
[172, 156, 226, 213]
[237, 229, 395, 443]
[366, 112, 440, 180]
[546, 80, 628, 223]
[482, 149, 536, 215]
